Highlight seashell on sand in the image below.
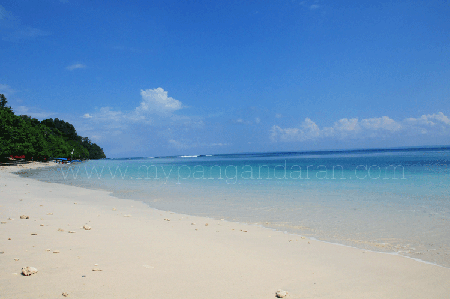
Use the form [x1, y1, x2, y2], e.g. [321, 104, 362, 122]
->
[20, 215, 29, 219]
[21, 266, 38, 276]
[275, 289, 288, 298]
[68, 231, 76, 233]
[83, 225, 91, 230]
[62, 292, 69, 297]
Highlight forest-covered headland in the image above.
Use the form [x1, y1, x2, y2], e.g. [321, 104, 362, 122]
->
[0, 94, 106, 162]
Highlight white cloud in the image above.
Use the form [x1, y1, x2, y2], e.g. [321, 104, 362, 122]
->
[270, 118, 321, 142]
[77, 88, 197, 145]
[137, 88, 182, 114]
[361, 116, 402, 131]
[334, 118, 360, 132]
[14, 105, 54, 119]
[0, 5, 51, 42]
[299, 0, 323, 11]
[66, 63, 86, 71]
[270, 112, 450, 143]
[0, 84, 15, 96]
[405, 112, 450, 127]
[232, 118, 252, 125]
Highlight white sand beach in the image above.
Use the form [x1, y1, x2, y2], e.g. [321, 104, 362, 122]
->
[1, 162, 449, 298]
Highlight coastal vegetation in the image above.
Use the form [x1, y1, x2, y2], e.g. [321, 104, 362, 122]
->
[0, 94, 106, 161]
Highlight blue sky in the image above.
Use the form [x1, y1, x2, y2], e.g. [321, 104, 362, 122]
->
[1, 0, 449, 158]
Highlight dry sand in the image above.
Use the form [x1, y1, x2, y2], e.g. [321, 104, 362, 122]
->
[1, 162, 449, 298]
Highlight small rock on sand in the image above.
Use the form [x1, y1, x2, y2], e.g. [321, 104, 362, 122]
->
[205, 223, 209, 226]
[92, 268, 102, 271]
[275, 289, 288, 298]
[14, 258, 19, 261]
[83, 225, 91, 230]
[21, 267, 38, 276]
[68, 231, 76, 233]
[62, 292, 69, 297]
[20, 215, 29, 219]
[1, 221, 6, 224]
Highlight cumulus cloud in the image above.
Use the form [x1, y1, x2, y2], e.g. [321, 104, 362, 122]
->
[66, 63, 86, 71]
[270, 118, 320, 142]
[84, 88, 186, 126]
[78, 88, 198, 144]
[361, 116, 402, 131]
[405, 112, 450, 127]
[271, 112, 450, 143]
[136, 88, 182, 114]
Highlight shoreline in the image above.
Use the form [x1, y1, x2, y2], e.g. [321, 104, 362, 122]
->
[20, 161, 450, 268]
[1, 162, 450, 298]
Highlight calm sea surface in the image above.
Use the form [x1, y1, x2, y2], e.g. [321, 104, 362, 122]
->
[25, 147, 450, 267]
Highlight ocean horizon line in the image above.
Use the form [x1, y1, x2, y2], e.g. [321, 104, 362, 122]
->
[105, 144, 450, 160]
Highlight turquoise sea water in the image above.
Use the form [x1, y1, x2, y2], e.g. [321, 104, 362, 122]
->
[28, 147, 450, 267]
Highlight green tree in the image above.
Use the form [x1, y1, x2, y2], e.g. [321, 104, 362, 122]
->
[0, 94, 106, 161]
[0, 94, 8, 109]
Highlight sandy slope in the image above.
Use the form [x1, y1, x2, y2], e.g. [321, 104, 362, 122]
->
[0, 163, 449, 298]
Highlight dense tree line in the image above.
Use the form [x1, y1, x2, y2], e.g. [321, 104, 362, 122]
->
[0, 94, 106, 161]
